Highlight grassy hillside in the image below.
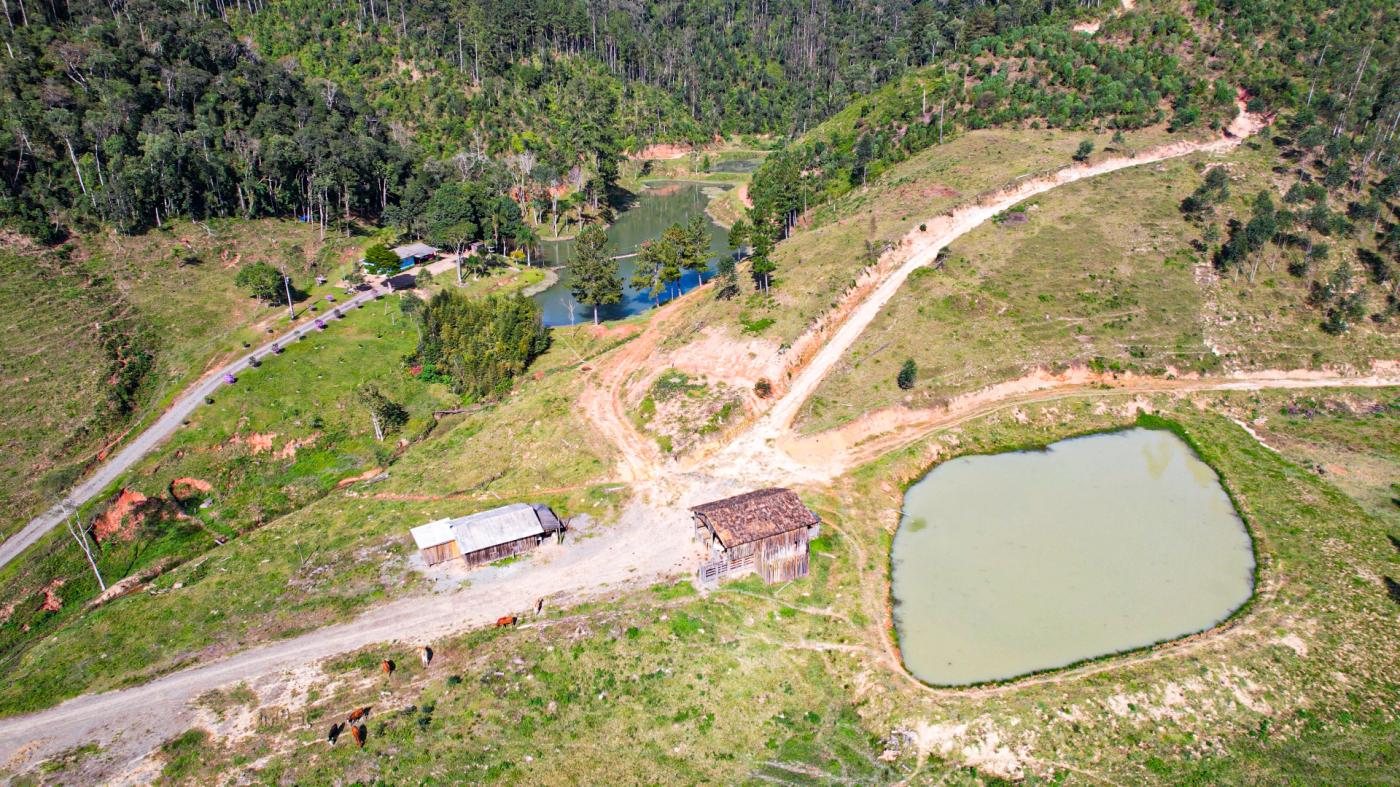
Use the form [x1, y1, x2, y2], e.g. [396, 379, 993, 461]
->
[0, 220, 362, 536]
[0, 308, 621, 715]
[70, 389, 1400, 784]
[799, 138, 1399, 432]
[668, 125, 1184, 356]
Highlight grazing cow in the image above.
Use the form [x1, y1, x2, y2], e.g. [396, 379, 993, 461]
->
[535, 597, 544, 615]
[351, 723, 366, 749]
[419, 646, 433, 667]
[380, 659, 395, 675]
[327, 722, 343, 745]
[496, 615, 516, 628]
[348, 706, 370, 723]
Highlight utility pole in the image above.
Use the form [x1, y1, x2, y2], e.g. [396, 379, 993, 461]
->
[283, 274, 295, 321]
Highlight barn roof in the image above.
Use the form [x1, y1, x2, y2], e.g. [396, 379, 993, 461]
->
[450, 503, 549, 555]
[691, 488, 820, 548]
[392, 242, 438, 260]
[409, 517, 456, 549]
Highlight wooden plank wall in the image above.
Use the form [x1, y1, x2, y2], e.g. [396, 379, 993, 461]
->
[421, 541, 462, 566]
[755, 528, 810, 583]
[462, 535, 542, 568]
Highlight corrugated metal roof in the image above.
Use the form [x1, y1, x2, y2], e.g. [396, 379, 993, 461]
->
[409, 517, 456, 549]
[392, 242, 439, 259]
[451, 503, 547, 555]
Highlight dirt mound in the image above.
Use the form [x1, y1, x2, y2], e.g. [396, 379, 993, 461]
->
[92, 489, 152, 543]
[277, 433, 321, 459]
[37, 579, 65, 612]
[225, 432, 278, 454]
[669, 326, 782, 394]
[169, 477, 213, 501]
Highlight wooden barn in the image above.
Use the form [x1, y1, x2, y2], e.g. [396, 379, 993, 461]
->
[410, 503, 564, 568]
[691, 488, 821, 586]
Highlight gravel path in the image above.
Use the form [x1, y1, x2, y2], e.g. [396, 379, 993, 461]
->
[0, 497, 703, 778]
[0, 99, 1293, 780]
[0, 287, 388, 570]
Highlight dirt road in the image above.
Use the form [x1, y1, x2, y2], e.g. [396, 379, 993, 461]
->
[0, 287, 389, 571]
[0, 503, 703, 778]
[4, 96, 1367, 781]
[704, 102, 1269, 483]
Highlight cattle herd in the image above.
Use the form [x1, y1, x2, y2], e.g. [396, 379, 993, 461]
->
[321, 608, 532, 751]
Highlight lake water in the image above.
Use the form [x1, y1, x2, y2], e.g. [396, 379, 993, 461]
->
[534, 181, 733, 326]
[890, 428, 1254, 686]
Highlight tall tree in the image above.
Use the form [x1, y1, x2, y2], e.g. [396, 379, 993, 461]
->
[680, 216, 712, 285]
[569, 223, 622, 324]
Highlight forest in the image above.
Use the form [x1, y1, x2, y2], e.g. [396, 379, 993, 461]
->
[1, 0, 1099, 243]
[741, 0, 1399, 317]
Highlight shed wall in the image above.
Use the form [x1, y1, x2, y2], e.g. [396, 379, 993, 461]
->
[461, 535, 541, 567]
[420, 541, 462, 566]
[755, 528, 810, 583]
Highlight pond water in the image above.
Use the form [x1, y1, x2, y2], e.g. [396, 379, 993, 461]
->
[534, 181, 733, 326]
[891, 427, 1254, 686]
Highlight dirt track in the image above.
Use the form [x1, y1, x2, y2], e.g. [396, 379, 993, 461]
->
[0, 508, 702, 779]
[10, 96, 1394, 781]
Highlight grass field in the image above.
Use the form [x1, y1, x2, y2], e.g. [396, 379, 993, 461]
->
[0, 219, 364, 536]
[94, 387, 1400, 784]
[0, 286, 617, 715]
[668, 125, 1185, 355]
[798, 139, 1399, 433]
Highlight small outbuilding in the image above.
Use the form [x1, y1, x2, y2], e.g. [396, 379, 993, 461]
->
[691, 488, 821, 585]
[390, 242, 440, 269]
[410, 503, 563, 568]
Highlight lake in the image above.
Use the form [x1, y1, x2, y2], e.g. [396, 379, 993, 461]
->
[534, 181, 733, 326]
[890, 427, 1254, 685]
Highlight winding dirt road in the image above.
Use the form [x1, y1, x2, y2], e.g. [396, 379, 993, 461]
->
[7, 98, 1397, 781]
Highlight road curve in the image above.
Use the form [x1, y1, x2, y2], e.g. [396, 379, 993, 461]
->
[0, 498, 696, 778]
[0, 287, 389, 570]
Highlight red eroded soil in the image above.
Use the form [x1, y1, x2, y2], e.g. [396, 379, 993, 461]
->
[92, 488, 150, 543]
[38, 579, 66, 612]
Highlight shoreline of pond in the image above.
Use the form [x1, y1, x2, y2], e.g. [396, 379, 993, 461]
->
[889, 424, 1256, 687]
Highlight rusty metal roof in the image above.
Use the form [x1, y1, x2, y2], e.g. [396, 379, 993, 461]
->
[691, 488, 820, 548]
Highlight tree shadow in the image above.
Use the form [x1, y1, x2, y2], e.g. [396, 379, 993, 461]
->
[1384, 576, 1400, 607]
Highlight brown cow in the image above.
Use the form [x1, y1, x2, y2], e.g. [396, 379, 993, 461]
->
[380, 659, 395, 675]
[351, 723, 366, 749]
[347, 706, 370, 723]
[495, 615, 516, 628]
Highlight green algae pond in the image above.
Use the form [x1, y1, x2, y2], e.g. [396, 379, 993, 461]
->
[891, 427, 1255, 686]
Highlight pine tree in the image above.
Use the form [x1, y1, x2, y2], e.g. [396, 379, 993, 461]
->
[680, 217, 712, 284]
[569, 224, 622, 324]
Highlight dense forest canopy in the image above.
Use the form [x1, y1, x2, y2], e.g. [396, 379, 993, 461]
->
[1, 0, 1098, 240]
[231, 0, 1082, 147]
[0, 0, 412, 239]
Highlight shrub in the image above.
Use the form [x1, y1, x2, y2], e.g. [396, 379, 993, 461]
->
[754, 378, 773, 398]
[897, 359, 917, 390]
[363, 243, 402, 275]
[414, 290, 550, 400]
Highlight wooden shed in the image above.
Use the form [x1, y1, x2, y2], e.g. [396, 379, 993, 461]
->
[691, 488, 821, 585]
[410, 503, 563, 568]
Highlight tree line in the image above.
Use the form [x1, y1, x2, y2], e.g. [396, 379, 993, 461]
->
[741, 0, 1398, 311]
